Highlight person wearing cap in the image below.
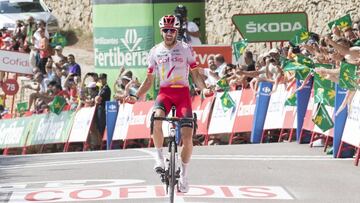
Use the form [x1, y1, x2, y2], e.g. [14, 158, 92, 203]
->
[53, 45, 66, 67]
[174, 4, 202, 45]
[67, 54, 81, 77]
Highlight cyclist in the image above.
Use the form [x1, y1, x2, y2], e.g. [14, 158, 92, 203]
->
[126, 15, 211, 193]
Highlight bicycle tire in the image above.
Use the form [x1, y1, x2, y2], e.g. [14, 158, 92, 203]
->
[169, 141, 176, 203]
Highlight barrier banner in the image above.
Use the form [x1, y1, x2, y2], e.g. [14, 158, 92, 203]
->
[67, 107, 96, 143]
[192, 45, 232, 68]
[106, 102, 119, 149]
[191, 95, 214, 135]
[126, 101, 154, 140]
[251, 82, 272, 143]
[264, 85, 288, 129]
[333, 85, 352, 158]
[341, 91, 360, 150]
[233, 89, 256, 133]
[296, 78, 313, 143]
[302, 89, 315, 132]
[283, 85, 297, 129]
[27, 111, 75, 146]
[0, 116, 32, 149]
[112, 103, 133, 140]
[312, 105, 334, 136]
[0, 50, 32, 74]
[208, 90, 242, 135]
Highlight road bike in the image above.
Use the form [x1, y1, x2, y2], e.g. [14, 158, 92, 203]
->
[150, 106, 197, 203]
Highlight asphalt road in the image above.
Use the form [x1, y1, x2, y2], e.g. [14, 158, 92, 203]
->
[0, 142, 359, 203]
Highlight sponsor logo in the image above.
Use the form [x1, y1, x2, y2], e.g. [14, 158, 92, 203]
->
[1, 180, 293, 202]
[108, 104, 117, 112]
[158, 56, 184, 64]
[262, 87, 271, 94]
[246, 21, 303, 33]
[121, 29, 142, 52]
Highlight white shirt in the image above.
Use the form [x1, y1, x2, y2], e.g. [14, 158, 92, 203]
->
[216, 63, 227, 78]
[147, 41, 197, 88]
[187, 21, 202, 45]
[203, 68, 218, 86]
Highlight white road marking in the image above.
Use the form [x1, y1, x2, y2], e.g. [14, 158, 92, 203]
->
[0, 153, 353, 170]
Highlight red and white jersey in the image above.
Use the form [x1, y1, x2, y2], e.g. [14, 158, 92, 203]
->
[147, 41, 197, 88]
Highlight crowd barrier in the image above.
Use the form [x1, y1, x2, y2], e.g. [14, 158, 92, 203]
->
[1, 83, 360, 166]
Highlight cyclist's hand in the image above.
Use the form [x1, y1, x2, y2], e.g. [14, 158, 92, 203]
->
[202, 88, 214, 97]
[124, 95, 137, 104]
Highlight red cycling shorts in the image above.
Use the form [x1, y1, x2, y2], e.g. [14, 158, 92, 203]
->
[154, 86, 192, 119]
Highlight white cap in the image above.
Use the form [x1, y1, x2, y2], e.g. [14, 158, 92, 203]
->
[86, 82, 97, 88]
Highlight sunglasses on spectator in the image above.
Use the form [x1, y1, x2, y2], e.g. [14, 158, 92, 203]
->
[162, 29, 177, 34]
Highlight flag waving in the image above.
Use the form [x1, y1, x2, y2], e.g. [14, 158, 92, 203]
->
[232, 39, 248, 61]
[220, 91, 235, 112]
[49, 96, 66, 115]
[339, 62, 358, 90]
[312, 104, 334, 132]
[328, 14, 352, 31]
[289, 27, 310, 46]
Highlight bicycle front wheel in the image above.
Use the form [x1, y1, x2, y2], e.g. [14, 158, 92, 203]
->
[169, 141, 176, 203]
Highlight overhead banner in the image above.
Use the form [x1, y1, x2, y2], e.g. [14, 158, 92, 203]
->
[0, 116, 32, 149]
[251, 82, 273, 143]
[208, 90, 242, 135]
[27, 111, 75, 146]
[68, 107, 96, 143]
[233, 88, 256, 133]
[232, 12, 308, 42]
[0, 50, 32, 74]
[192, 45, 232, 68]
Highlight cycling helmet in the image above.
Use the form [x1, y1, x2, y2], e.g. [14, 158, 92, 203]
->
[159, 15, 180, 29]
[174, 4, 187, 17]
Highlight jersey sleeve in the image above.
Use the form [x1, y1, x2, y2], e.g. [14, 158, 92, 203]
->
[185, 44, 198, 70]
[147, 47, 156, 75]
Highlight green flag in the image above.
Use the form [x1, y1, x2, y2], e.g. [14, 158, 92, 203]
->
[17, 102, 28, 113]
[312, 104, 334, 132]
[295, 68, 311, 80]
[353, 39, 360, 47]
[314, 63, 333, 69]
[232, 39, 248, 61]
[289, 27, 310, 46]
[313, 72, 335, 107]
[285, 93, 297, 106]
[49, 96, 66, 115]
[294, 54, 314, 69]
[220, 91, 235, 112]
[339, 62, 358, 90]
[328, 14, 352, 31]
[217, 77, 230, 90]
[50, 32, 68, 47]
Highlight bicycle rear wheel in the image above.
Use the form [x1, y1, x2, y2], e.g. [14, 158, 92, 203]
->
[169, 141, 176, 203]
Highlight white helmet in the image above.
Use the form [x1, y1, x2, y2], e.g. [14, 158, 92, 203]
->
[159, 15, 180, 29]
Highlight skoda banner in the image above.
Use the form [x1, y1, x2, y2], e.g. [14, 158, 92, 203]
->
[232, 12, 308, 42]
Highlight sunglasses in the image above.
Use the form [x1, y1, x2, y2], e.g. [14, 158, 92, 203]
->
[162, 29, 177, 34]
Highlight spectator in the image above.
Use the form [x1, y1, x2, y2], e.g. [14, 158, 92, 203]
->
[214, 54, 227, 78]
[241, 51, 256, 84]
[200, 56, 218, 88]
[95, 73, 111, 136]
[37, 28, 50, 74]
[67, 54, 81, 77]
[24, 73, 48, 111]
[174, 4, 202, 45]
[53, 45, 66, 66]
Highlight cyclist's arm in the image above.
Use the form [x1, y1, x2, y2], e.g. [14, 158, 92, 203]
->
[134, 74, 154, 99]
[190, 68, 207, 90]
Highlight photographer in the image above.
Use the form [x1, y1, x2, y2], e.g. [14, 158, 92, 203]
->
[174, 4, 202, 45]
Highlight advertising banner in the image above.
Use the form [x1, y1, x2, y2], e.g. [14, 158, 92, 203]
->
[296, 78, 313, 143]
[283, 85, 297, 129]
[233, 88, 256, 133]
[0, 50, 32, 74]
[68, 107, 96, 143]
[126, 101, 154, 140]
[191, 95, 214, 135]
[0, 116, 32, 149]
[27, 111, 75, 146]
[112, 103, 133, 141]
[106, 101, 119, 149]
[232, 12, 308, 42]
[251, 82, 272, 143]
[208, 90, 242, 135]
[341, 91, 360, 148]
[264, 85, 288, 129]
[333, 85, 351, 158]
[192, 45, 232, 68]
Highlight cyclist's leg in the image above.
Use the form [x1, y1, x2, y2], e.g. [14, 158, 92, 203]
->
[153, 89, 172, 171]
